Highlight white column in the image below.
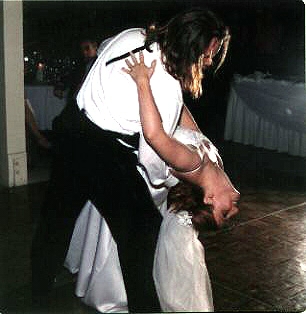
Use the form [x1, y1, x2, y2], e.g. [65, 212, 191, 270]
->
[0, 0, 28, 187]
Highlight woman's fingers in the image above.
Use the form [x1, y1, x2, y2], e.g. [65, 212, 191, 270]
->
[124, 52, 139, 70]
[121, 67, 130, 74]
[139, 51, 145, 63]
[129, 51, 138, 64]
[122, 52, 156, 79]
[125, 58, 133, 69]
[125, 51, 156, 69]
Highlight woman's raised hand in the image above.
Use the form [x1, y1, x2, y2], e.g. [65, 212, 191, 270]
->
[122, 51, 157, 83]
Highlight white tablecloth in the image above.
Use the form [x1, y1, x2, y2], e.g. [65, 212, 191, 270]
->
[25, 85, 66, 130]
[224, 74, 306, 157]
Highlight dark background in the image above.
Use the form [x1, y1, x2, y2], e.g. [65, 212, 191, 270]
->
[23, 0, 305, 75]
[23, 0, 305, 142]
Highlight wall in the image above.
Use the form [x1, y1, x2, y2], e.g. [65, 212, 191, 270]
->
[0, 0, 27, 187]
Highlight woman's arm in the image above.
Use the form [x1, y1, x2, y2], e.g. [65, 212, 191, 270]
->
[122, 52, 202, 172]
[25, 100, 51, 149]
[122, 52, 240, 221]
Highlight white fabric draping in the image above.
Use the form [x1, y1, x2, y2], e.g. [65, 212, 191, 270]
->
[64, 201, 128, 313]
[224, 74, 306, 157]
[153, 209, 214, 312]
[64, 200, 214, 313]
[64, 127, 216, 313]
[25, 85, 66, 130]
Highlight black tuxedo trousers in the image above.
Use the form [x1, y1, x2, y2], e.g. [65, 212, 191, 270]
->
[31, 111, 162, 312]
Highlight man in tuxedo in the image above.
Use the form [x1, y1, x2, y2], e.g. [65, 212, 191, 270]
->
[51, 39, 99, 138]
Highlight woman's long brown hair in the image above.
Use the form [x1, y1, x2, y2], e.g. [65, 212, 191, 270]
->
[167, 181, 217, 232]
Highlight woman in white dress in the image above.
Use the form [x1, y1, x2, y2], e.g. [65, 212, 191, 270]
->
[65, 50, 239, 312]
[65, 128, 224, 313]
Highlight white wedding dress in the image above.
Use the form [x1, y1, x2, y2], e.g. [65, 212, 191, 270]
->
[64, 127, 216, 312]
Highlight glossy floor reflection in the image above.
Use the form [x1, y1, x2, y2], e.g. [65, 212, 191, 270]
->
[201, 188, 306, 313]
[0, 142, 305, 313]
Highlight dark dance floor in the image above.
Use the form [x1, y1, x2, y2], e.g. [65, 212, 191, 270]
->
[0, 141, 305, 313]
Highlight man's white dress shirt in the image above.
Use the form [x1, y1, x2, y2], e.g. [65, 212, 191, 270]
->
[77, 28, 184, 187]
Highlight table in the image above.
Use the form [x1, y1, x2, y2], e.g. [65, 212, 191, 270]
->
[25, 85, 66, 130]
[224, 74, 306, 157]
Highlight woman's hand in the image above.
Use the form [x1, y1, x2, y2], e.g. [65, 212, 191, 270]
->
[122, 51, 157, 84]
